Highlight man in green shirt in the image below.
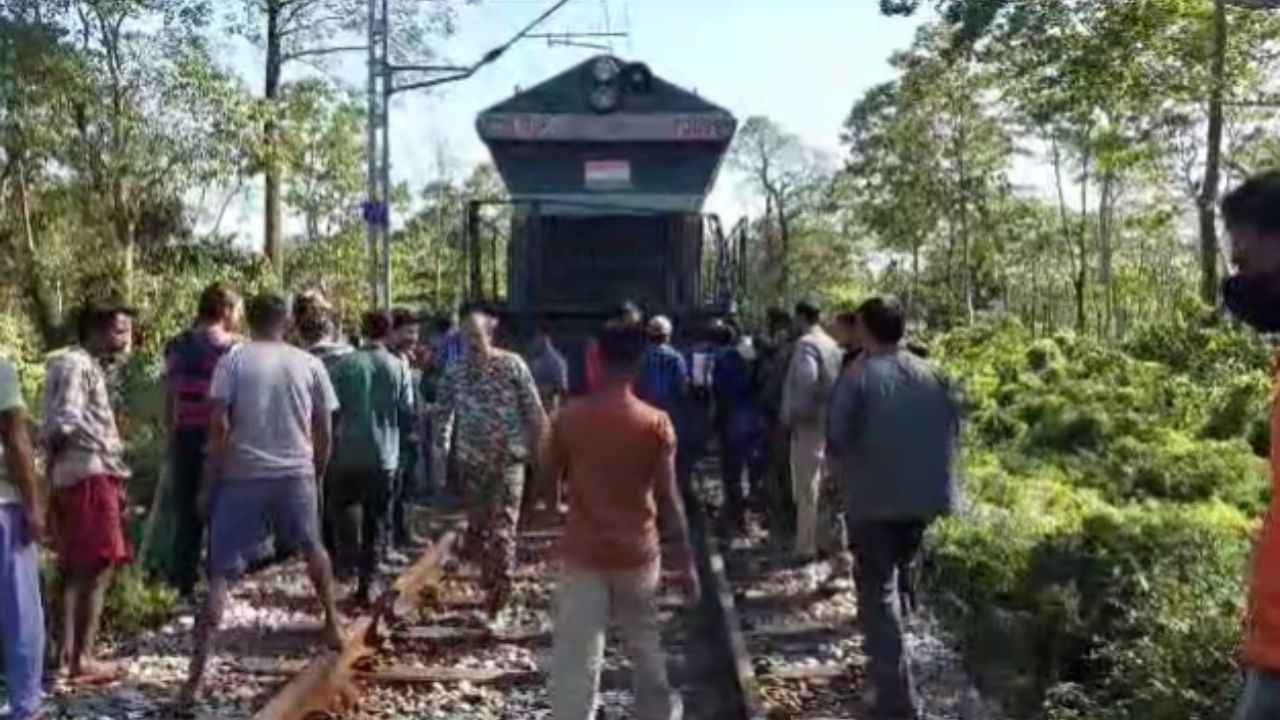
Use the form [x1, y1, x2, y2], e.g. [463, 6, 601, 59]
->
[326, 310, 415, 605]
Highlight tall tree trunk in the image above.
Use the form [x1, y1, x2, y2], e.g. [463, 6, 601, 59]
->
[1051, 139, 1088, 333]
[1098, 174, 1115, 338]
[434, 187, 445, 306]
[1031, 252, 1041, 336]
[910, 240, 921, 314]
[1075, 151, 1091, 334]
[1199, 0, 1227, 305]
[952, 90, 974, 324]
[11, 154, 59, 346]
[264, 0, 284, 276]
[777, 201, 791, 300]
[97, 7, 133, 300]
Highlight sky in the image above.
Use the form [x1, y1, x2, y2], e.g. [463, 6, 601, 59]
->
[224, 0, 933, 246]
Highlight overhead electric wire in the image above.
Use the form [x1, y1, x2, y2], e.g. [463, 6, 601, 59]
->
[391, 0, 576, 94]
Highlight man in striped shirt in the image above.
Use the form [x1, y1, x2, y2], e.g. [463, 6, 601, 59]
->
[162, 284, 241, 598]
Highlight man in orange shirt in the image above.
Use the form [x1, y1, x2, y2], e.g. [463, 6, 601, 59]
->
[1225, 171, 1280, 720]
[541, 323, 698, 720]
[582, 301, 643, 393]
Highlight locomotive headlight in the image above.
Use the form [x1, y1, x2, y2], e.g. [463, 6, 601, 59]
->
[591, 56, 621, 84]
[589, 84, 620, 113]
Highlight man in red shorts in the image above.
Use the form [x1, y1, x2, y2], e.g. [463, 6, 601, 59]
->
[42, 301, 135, 683]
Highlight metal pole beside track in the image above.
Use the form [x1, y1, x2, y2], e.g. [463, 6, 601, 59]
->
[379, 0, 392, 309]
[365, 0, 379, 309]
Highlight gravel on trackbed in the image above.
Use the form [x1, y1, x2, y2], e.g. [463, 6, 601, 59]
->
[31, 508, 1007, 720]
[725, 529, 1007, 720]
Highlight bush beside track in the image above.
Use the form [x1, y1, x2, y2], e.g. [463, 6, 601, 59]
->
[926, 319, 1270, 720]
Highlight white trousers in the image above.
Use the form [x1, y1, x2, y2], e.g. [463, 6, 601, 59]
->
[790, 421, 827, 557]
[551, 564, 682, 720]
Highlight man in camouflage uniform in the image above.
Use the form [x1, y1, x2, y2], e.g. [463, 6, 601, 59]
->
[433, 309, 547, 621]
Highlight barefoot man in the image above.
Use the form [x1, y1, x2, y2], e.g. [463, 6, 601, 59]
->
[43, 301, 135, 684]
[180, 292, 345, 705]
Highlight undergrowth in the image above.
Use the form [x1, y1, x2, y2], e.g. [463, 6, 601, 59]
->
[926, 318, 1270, 720]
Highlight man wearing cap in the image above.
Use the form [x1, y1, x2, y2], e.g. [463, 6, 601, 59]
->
[636, 315, 690, 488]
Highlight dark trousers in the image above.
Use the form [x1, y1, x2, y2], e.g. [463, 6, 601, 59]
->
[1236, 668, 1280, 720]
[419, 418, 442, 506]
[674, 409, 700, 498]
[170, 429, 208, 597]
[850, 520, 927, 720]
[686, 392, 716, 491]
[326, 467, 394, 591]
[717, 420, 744, 528]
[763, 423, 795, 542]
[390, 442, 419, 544]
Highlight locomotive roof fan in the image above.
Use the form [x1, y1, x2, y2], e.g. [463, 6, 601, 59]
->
[586, 57, 655, 114]
[623, 62, 653, 94]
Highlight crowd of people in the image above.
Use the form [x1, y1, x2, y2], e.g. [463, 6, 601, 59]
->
[0, 174, 1279, 720]
[0, 280, 965, 719]
[4, 220, 1272, 720]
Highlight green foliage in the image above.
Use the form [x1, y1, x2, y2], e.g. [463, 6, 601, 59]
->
[38, 555, 178, 639]
[104, 565, 180, 636]
[927, 321, 1262, 719]
[863, 1, 1280, 333]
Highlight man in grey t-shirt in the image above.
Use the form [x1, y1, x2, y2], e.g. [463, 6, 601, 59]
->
[826, 296, 959, 720]
[179, 293, 344, 707]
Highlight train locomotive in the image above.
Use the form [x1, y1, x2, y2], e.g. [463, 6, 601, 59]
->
[475, 54, 738, 390]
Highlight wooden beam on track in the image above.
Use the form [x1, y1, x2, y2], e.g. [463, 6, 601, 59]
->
[252, 527, 459, 720]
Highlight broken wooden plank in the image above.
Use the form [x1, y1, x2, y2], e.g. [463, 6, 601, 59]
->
[252, 527, 459, 720]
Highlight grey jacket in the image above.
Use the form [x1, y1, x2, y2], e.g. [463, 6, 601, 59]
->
[780, 327, 842, 427]
[826, 348, 959, 524]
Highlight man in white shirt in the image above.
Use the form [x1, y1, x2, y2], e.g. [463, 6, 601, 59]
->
[179, 293, 345, 706]
[0, 359, 44, 720]
[781, 301, 843, 561]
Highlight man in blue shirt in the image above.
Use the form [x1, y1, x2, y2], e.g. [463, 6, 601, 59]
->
[636, 316, 690, 487]
[636, 316, 687, 418]
[434, 314, 464, 371]
[527, 317, 570, 416]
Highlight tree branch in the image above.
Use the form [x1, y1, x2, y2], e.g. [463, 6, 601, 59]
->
[279, 12, 347, 39]
[206, 179, 246, 240]
[279, 0, 325, 27]
[282, 44, 367, 63]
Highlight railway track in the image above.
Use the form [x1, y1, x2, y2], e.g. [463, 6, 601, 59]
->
[701, 473, 1004, 720]
[244, 499, 751, 720]
[43, 467, 993, 720]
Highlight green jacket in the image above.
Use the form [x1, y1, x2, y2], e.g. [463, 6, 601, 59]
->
[330, 345, 414, 473]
